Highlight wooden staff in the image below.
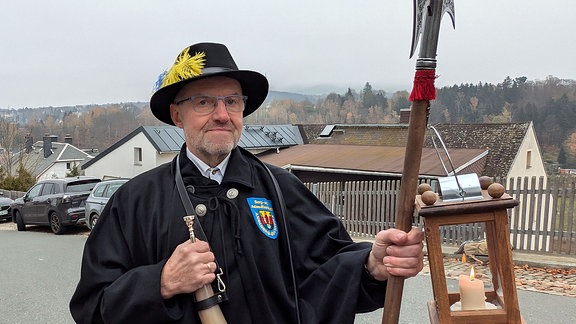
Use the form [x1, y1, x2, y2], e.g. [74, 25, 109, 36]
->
[381, 1, 455, 323]
[183, 215, 227, 324]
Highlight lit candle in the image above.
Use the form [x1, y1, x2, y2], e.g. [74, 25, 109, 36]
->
[458, 266, 486, 310]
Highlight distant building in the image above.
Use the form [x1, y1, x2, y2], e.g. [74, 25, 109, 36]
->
[11, 134, 95, 181]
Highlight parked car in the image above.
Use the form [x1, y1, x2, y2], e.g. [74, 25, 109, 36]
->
[85, 178, 128, 230]
[0, 192, 13, 222]
[11, 176, 101, 234]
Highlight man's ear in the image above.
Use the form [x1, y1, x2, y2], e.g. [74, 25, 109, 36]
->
[170, 104, 183, 128]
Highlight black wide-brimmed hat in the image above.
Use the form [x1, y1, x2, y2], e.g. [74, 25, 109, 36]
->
[150, 42, 269, 125]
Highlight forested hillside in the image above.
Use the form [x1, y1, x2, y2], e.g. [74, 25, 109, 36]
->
[245, 75, 576, 168]
[2, 75, 576, 170]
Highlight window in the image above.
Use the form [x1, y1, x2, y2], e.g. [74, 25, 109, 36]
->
[105, 182, 124, 198]
[41, 183, 55, 195]
[526, 150, 532, 169]
[134, 147, 143, 165]
[66, 162, 71, 169]
[27, 184, 43, 199]
[93, 184, 107, 198]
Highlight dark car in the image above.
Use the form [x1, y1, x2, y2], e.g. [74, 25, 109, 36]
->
[84, 178, 128, 230]
[11, 176, 101, 234]
[0, 192, 13, 222]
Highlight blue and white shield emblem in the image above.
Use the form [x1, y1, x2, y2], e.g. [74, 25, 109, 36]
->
[247, 197, 278, 239]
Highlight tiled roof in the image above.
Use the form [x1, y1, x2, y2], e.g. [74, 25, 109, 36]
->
[259, 144, 488, 177]
[301, 123, 531, 178]
[425, 123, 531, 178]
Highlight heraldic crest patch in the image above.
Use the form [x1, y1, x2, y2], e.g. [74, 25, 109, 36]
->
[247, 197, 278, 239]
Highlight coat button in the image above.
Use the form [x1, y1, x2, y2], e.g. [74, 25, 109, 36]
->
[195, 204, 207, 216]
[226, 188, 239, 199]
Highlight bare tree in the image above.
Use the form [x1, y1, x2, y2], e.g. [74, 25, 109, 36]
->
[0, 119, 20, 176]
[0, 119, 42, 186]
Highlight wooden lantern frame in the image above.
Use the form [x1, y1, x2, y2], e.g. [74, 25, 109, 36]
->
[416, 190, 526, 324]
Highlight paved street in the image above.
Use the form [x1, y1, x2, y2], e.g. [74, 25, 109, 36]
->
[0, 224, 86, 324]
[1, 221, 575, 323]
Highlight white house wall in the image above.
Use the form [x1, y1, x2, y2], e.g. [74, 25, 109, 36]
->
[156, 152, 176, 166]
[507, 123, 547, 183]
[37, 162, 69, 181]
[84, 133, 167, 179]
[506, 122, 551, 251]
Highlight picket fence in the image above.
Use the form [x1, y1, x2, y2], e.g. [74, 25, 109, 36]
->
[4, 175, 575, 256]
[305, 176, 576, 256]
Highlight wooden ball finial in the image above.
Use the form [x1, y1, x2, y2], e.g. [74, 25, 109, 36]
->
[479, 176, 494, 190]
[421, 191, 437, 205]
[417, 183, 432, 195]
[487, 183, 505, 198]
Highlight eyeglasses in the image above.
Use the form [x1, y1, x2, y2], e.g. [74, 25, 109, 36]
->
[174, 95, 248, 115]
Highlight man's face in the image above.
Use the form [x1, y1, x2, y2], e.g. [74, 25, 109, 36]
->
[170, 76, 244, 166]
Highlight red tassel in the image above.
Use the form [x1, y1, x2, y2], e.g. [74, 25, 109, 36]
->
[409, 69, 437, 101]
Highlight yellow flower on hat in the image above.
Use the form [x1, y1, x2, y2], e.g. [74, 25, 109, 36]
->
[160, 50, 206, 88]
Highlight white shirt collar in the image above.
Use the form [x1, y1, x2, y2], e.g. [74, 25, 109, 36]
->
[185, 148, 230, 184]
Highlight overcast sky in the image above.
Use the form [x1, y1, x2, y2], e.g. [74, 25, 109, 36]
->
[1, 0, 574, 108]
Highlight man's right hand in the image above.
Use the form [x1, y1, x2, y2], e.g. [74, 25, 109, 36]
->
[160, 239, 216, 299]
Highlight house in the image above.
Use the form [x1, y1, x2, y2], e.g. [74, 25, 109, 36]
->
[12, 134, 96, 181]
[258, 144, 488, 183]
[260, 122, 549, 251]
[262, 122, 545, 185]
[423, 122, 546, 184]
[81, 125, 304, 179]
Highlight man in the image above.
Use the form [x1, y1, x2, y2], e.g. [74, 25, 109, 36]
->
[70, 42, 424, 323]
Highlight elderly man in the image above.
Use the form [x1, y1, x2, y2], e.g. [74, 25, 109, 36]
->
[70, 42, 424, 324]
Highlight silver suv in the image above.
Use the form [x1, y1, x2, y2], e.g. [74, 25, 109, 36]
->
[84, 179, 128, 230]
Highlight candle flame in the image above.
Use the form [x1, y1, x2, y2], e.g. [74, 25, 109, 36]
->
[470, 266, 476, 280]
[462, 254, 467, 263]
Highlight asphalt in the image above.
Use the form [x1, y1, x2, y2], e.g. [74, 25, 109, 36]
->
[0, 225, 572, 324]
[2, 222, 574, 297]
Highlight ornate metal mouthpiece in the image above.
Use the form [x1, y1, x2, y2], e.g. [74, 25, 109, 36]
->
[183, 215, 196, 242]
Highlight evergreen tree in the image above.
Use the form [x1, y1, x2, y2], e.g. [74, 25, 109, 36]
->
[66, 162, 80, 177]
[361, 82, 377, 109]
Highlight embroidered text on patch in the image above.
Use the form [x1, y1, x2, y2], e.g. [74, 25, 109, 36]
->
[247, 197, 278, 239]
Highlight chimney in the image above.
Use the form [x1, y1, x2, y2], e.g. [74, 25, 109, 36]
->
[43, 134, 52, 158]
[400, 108, 411, 124]
[64, 134, 73, 144]
[25, 134, 33, 153]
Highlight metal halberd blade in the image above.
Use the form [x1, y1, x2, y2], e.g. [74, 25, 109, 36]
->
[410, 0, 456, 59]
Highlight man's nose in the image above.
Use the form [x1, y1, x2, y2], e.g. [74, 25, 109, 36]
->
[212, 99, 231, 119]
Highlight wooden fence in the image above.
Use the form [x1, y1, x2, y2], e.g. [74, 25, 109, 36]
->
[305, 176, 576, 256]
[4, 176, 575, 256]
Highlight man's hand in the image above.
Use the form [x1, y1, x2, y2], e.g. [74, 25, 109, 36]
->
[160, 240, 216, 299]
[365, 227, 425, 281]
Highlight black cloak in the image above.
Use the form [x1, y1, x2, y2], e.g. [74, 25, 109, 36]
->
[70, 146, 386, 323]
